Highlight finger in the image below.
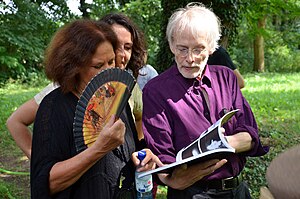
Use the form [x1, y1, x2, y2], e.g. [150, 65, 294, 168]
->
[181, 164, 187, 170]
[132, 150, 150, 170]
[152, 154, 164, 167]
[205, 159, 227, 176]
[220, 127, 225, 134]
[144, 149, 164, 167]
[213, 159, 227, 170]
[198, 163, 219, 177]
[106, 114, 116, 128]
[141, 149, 164, 168]
[131, 152, 141, 166]
[139, 149, 153, 166]
[151, 162, 157, 170]
[198, 159, 220, 169]
[138, 162, 156, 172]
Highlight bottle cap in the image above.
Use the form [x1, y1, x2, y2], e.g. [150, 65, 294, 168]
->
[137, 150, 146, 161]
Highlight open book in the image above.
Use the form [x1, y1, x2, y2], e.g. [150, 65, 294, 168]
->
[138, 109, 239, 178]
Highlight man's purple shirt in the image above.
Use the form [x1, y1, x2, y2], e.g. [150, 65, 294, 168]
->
[142, 64, 269, 180]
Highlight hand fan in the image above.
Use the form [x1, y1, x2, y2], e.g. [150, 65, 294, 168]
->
[73, 68, 136, 152]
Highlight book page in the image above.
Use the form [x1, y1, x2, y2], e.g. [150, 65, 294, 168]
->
[139, 109, 239, 178]
[199, 127, 228, 153]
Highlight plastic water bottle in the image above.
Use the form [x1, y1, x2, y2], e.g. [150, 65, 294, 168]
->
[135, 150, 153, 199]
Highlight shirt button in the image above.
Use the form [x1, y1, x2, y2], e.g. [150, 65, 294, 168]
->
[233, 167, 238, 174]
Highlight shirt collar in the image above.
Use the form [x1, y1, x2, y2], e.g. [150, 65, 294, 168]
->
[199, 65, 212, 88]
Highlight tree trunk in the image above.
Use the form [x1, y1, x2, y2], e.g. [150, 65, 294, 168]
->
[220, 35, 229, 49]
[253, 16, 266, 72]
[79, 0, 90, 18]
[156, 0, 188, 72]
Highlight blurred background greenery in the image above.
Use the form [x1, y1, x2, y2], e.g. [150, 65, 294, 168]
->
[1, 0, 299, 198]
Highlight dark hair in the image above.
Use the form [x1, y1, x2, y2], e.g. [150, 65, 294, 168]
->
[100, 13, 146, 78]
[44, 19, 119, 93]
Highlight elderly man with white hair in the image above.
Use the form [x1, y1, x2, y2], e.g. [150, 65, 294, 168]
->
[142, 2, 269, 199]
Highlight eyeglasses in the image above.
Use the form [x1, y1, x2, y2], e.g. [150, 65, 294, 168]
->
[176, 47, 207, 58]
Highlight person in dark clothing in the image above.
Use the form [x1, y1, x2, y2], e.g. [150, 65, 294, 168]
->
[208, 46, 245, 88]
[30, 19, 162, 199]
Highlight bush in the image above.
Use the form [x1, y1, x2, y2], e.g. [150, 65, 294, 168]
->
[266, 47, 300, 72]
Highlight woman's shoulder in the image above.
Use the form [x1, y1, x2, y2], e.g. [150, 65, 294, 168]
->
[34, 82, 60, 104]
[38, 89, 77, 118]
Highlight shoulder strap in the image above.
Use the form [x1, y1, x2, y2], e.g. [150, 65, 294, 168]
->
[200, 88, 212, 123]
[201, 88, 210, 113]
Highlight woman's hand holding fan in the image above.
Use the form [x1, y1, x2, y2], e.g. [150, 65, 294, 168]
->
[73, 68, 136, 152]
[90, 115, 126, 154]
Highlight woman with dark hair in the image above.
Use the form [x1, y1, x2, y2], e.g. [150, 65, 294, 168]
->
[100, 13, 146, 141]
[30, 19, 162, 199]
[100, 13, 146, 78]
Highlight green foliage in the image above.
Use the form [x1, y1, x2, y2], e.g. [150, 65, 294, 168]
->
[1, 0, 299, 81]
[231, 42, 300, 74]
[0, 0, 60, 83]
[265, 46, 300, 72]
[0, 0, 76, 84]
[0, 46, 25, 81]
[233, 0, 300, 72]
[88, 0, 162, 67]
[0, 177, 30, 199]
[198, 0, 244, 46]
[0, 182, 14, 199]
[88, 0, 119, 18]
[35, 0, 75, 22]
[155, 0, 187, 72]
[242, 0, 299, 34]
[241, 73, 300, 198]
[120, 0, 162, 66]
[0, 82, 45, 153]
[242, 73, 300, 135]
[0, 0, 299, 198]
[156, 185, 168, 198]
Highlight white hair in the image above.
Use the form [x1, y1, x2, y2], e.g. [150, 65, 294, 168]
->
[166, 2, 221, 52]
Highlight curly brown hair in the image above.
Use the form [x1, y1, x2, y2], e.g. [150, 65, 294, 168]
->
[99, 13, 146, 79]
[44, 19, 119, 93]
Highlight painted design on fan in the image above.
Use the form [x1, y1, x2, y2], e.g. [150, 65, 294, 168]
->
[86, 104, 103, 129]
[105, 83, 116, 97]
[82, 81, 127, 146]
[73, 68, 136, 152]
[85, 83, 116, 130]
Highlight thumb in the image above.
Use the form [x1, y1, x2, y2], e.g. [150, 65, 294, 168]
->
[220, 127, 225, 134]
[154, 156, 164, 167]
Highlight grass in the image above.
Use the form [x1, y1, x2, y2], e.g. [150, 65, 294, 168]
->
[1, 72, 300, 198]
[0, 83, 45, 199]
[240, 72, 300, 198]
